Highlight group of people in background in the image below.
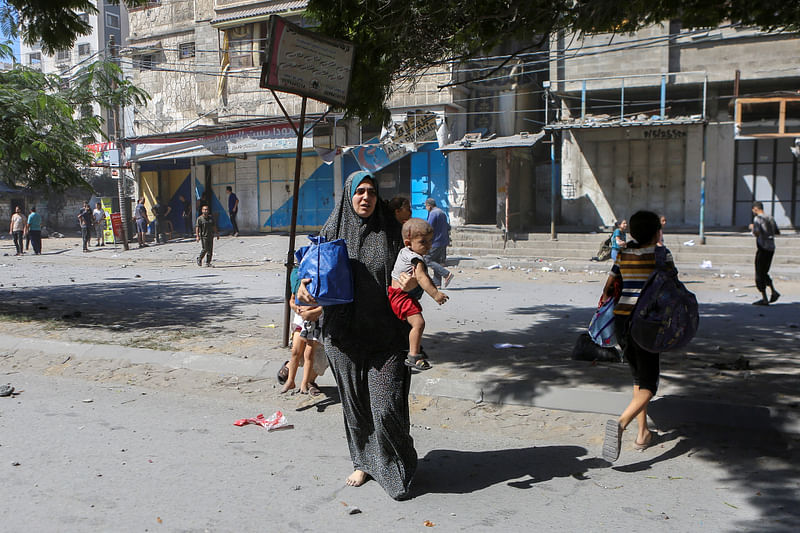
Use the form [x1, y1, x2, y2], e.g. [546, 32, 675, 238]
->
[8, 205, 42, 255]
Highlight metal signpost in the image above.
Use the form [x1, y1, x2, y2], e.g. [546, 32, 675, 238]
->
[259, 16, 355, 346]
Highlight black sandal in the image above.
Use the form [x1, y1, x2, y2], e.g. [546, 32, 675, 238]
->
[404, 353, 431, 372]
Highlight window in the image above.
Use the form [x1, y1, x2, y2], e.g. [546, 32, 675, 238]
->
[179, 42, 195, 59]
[78, 43, 91, 56]
[29, 52, 41, 65]
[56, 49, 70, 62]
[106, 13, 120, 28]
[106, 109, 117, 136]
[78, 13, 89, 24]
[80, 104, 93, 120]
[736, 97, 800, 138]
[134, 53, 158, 70]
[225, 23, 267, 68]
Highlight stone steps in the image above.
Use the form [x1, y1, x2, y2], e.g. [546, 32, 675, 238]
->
[448, 228, 800, 271]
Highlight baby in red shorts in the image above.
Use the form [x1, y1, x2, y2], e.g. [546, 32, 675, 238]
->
[388, 218, 449, 371]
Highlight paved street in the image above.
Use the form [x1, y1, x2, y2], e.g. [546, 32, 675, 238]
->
[1, 234, 799, 530]
[1, 371, 797, 532]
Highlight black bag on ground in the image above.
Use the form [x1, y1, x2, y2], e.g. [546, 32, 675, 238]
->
[572, 333, 621, 362]
[630, 247, 699, 353]
[592, 236, 612, 262]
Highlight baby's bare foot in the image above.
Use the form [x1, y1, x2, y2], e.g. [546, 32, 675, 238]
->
[346, 470, 368, 487]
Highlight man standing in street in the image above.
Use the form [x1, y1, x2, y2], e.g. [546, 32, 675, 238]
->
[749, 201, 780, 305]
[9, 206, 25, 256]
[78, 201, 93, 253]
[196, 204, 219, 267]
[226, 186, 239, 237]
[26, 206, 42, 255]
[92, 202, 106, 247]
[134, 197, 149, 248]
[152, 196, 171, 244]
[425, 197, 454, 288]
[179, 194, 192, 237]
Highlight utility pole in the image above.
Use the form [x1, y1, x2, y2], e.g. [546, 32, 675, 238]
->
[109, 35, 129, 250]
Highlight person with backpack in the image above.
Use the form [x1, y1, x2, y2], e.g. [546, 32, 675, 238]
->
[599, 210, 673, 462]
[749, 201, 780, 306]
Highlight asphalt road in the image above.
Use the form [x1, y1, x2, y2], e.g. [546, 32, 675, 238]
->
[2, 371, 798, 532]
[1, 235, 799, 531]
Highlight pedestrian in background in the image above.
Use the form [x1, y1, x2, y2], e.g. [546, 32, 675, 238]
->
[151, 196, 171, 244]
[9, 206, 25, 256]
[93, 202, 106, 247]
[749, 201, 780, 305]
[424, 197, 454, 288]
[226, 186, 239, 237]
[134, 197, 149, 248]
[611, 219, 627, 261]
[388, 196, 412, 224]
[179, 195, 192, 236]
[26, 206, 42, 255]
[78, 201, 93, 252]
[195, 204, 218, 267]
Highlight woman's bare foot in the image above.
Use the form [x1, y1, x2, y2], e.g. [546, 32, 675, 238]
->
[346, 470, 368, 487]
[280, 382, 295, 394]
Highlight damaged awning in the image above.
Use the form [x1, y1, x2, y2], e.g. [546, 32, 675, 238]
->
[544, 115, 705, 131]
[126, 122, 312, 162]
[438, 132, 545, 153]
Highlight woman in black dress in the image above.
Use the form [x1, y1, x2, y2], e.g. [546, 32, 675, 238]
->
[297, 171, 417, 500]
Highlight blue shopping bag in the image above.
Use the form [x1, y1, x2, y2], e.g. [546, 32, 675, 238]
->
[588, 298, 618, 347]
[294, 235, 353, 306]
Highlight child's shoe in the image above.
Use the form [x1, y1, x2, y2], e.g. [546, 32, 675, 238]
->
[404, 351, 432, 372]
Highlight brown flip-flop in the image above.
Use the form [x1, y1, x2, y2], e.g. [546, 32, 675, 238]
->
[633, 432, 657, 451]
[307, 382, 322, 397]
[277, 361, 289, 384]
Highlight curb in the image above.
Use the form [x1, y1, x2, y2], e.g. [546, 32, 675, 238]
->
[1, 333, 797, 435]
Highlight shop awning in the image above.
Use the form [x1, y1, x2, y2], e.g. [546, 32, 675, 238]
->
[438, 132, 545, 153]
[126, 122, 312, 162]
[210, 1, 308, 28]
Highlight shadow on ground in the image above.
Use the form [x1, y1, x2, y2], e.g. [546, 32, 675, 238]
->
[413, 445, 606, 496]
[1, 280, 282, 330]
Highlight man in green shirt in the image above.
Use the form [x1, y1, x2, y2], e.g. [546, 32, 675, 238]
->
[26, 206, 43, 255]
[195, 205, 219, 267]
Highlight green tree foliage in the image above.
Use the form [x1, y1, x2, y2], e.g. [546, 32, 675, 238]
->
[305, 0, 800, 123]
[0, 44, 149, 190]
[0, 1, 149, 56]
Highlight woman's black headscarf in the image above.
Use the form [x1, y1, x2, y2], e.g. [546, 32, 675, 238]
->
[320, 171, 407, 354]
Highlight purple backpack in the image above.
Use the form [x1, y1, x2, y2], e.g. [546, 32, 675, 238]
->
[630, 247, 699, 353]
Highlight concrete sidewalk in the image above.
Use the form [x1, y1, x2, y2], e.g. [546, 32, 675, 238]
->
[3, 331, 797, 436]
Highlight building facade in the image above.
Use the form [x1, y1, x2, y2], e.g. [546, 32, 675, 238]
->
[548, 24, 800, 231]
[124, 0, 463, 235]
[18, 1, 128, 140]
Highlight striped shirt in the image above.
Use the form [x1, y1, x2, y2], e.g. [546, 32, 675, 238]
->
[610, 245, 675, 316]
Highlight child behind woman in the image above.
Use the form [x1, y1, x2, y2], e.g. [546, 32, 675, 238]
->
[388, 218, 449, 371]
[283, 266, 326, 395]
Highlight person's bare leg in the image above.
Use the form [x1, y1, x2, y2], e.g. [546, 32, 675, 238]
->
[633, 400, 652, 445]
[300, 342, 317, 392]
[407, 313, 425, 355]
[282, 333, 304, 392]
[619, 385, 653, 436]
[346, 470, 368, 487]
